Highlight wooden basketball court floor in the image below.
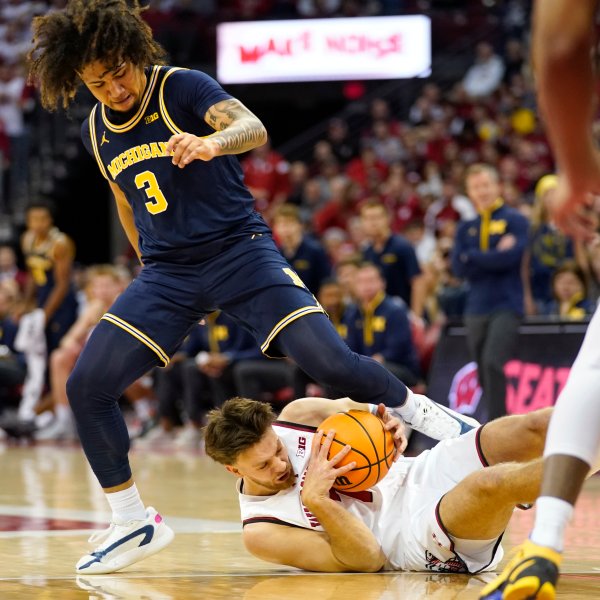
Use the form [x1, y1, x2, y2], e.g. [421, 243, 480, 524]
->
[0, 442, 599, 599]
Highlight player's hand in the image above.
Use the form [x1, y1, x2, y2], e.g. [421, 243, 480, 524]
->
[301, 430, 355, 505]
[549, 176, 600, 241]
[166, 133, 220, 167]
[376, 403, 408, 460]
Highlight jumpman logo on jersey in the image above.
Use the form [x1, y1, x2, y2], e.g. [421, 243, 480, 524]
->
[101, 131, 110, 146]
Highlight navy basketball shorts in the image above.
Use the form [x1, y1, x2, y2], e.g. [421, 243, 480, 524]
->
[101, 233, 324, 366]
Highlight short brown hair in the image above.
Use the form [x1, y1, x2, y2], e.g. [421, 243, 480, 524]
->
[273, 203, 301, 223]
[359, 198, 389, 216]
[204, 397, 276, 465]
[464, 163, 499, 183]
[335, 254, 362, 270]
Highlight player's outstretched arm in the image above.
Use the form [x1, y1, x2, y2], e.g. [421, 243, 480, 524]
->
[280, 398, 407, 457]
[279, 396, 367, 426]
[43, 234, 75, 322]
[166, 98, 267, 167]
[243, 431, 385, 573]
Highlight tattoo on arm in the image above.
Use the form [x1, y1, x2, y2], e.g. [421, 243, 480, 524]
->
[205, 99, 267, 154]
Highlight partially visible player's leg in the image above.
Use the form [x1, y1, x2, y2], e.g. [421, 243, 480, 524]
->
[439, 458, 543, 542]
[218, 235, 477, 440]
[276, 313, 478, 440]
[532, 315, 600, 545]
[67, 320, 159, 489]
[67, 320, 174, 574]
[480, 310, 600, 599]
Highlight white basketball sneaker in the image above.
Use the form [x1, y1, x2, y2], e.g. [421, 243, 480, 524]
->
[400, 393, 480, 440]
[75, 507, 174, 574]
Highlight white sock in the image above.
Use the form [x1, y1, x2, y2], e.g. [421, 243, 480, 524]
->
[530, 496, 573, 552]
[55, 404, 71, 424]
[392, 388, 417, 422]
[105, 483, 146, 524]
[134, 399, 153, 421]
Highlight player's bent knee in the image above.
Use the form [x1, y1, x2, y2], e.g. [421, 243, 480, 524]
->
[66, 362, 117, 411]
[524, 408, 552, 439]
[66, 368, 86, 410]
[469, 466, 510, 500]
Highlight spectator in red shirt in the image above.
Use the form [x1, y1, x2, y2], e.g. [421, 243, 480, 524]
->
[346, 146, 388, 190]
[424, 120, 452, 165]
[313, 178, 359, 236]
[380, 172, 424, 233]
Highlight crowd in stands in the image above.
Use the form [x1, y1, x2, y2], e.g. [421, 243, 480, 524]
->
[1, 0, 597, 447]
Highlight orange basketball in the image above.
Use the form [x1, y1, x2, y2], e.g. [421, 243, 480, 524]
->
[317, 410, 395, 492]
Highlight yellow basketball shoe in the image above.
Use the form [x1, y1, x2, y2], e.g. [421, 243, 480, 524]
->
[479, 539, 561, 600]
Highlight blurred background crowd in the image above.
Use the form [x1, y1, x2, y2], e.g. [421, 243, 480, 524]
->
[1, 0, 598, 448]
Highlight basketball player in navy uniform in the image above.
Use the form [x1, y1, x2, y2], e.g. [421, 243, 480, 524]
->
[21, 200, 78, 354]
[29, 0, 476, 573]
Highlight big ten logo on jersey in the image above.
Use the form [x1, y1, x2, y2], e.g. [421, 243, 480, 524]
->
[296, 436, 307, 457]
[145, 112, 159, 125]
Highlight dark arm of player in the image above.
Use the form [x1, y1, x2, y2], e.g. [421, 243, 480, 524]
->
[532, 0, 598, 182]
[43, 236, 75, 322]
[19, 234, 36, 312]
[109, 181, 142, 264]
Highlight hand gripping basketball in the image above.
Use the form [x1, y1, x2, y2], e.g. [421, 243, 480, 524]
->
[301, 430, 356, 505]
[317, 410, 397, 492]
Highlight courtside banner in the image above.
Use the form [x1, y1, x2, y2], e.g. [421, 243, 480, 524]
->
[427, 320, 589, 423]
[217, 15, 431, 84]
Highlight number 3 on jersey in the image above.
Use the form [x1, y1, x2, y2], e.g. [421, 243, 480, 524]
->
[135, 170, 168, 215]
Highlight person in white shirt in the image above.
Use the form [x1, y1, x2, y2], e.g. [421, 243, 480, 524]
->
[462, 42, 505, 99]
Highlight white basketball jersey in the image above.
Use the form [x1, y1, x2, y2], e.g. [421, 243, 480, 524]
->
[238, 421, 504, 573]
[237, 420, 414, 568]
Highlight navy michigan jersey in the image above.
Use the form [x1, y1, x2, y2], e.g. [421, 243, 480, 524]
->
[81, 65, 269, 262]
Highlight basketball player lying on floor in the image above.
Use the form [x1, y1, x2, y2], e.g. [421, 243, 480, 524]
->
[205, 397, 598, 574]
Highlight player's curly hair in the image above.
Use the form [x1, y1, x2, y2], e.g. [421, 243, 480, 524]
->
[28, 0, 167, 111]
[204, 397, 277, 465]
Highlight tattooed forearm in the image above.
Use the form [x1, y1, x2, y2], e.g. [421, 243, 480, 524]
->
[210, 119, 267, 154]
[205, 98, 267, 154]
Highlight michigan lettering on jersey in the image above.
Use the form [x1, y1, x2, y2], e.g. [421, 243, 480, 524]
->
[106, 142, 172, 180]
